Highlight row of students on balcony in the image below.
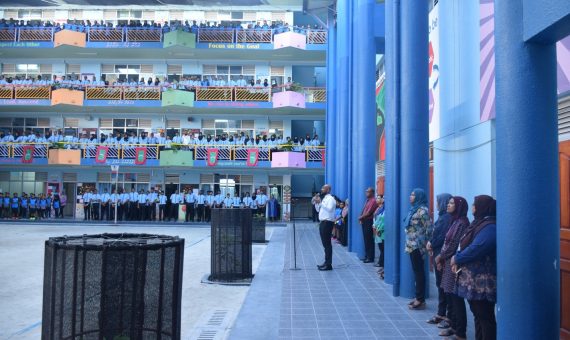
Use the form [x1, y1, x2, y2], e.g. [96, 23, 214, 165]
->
[0, 18, 324, 33]
[0, 130, 322, 150]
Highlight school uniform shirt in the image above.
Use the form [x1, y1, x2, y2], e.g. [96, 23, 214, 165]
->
[223, 197, 233, 207]
[232, 196, 241, 207]
[11, 197, 19, 208]
[83, 192, 92, 204]
[110, 193, 119, 204]
[91, 194, 101, 203]
[101, 192, 111, 204]
[185, 193, 196, 204]
[158, 194, 167, 205]
[170, 193, 181, 204]
[129, 192, 139, 203]
[138, 193, 148, 205]
[243, 196, 254, 208]
[120, 193, 130, 204]
[3, 196, 11, 207]
[39, 199, 47, 209]
[197, 194, 206, 205]
[256, 194, 268, 207]
[148, 192, 158, 203]
[206, 195, 214, 206]
[214, 195, 224, 205]
[29, 198, 37, 208]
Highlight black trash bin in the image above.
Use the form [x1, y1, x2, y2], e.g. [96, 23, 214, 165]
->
[42, 233, 184, 340]
[209, 208, 253, 282]
[252, 215, 266, 243]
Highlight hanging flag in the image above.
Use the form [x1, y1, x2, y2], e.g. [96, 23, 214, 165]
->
[95, 146, 109, 164]
[320, 149, 326, 166]
[206, 148, 219, 166]
[246, 148, 259, 167]
[135, 147, 148, 165]
[21, 145, 34, 163]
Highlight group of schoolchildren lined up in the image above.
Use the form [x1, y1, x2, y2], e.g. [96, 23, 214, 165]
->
[81, 188, 274, 222]
[0, 192, 66, 220]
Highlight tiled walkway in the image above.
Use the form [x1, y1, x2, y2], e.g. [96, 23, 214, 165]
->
[231, 222, 474, 340]
[278, 222, 458, 340]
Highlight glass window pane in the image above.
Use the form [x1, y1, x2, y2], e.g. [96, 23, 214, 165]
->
[0, 181, 9, 194]
[128, 65, 141, 74]
[16, 64, 28, 72]
[13, 118, 24, 127]
[10, 172, 22, 181]
[115, 65, 128, 74]
[10, 181, 22, 195]
[118, 10, 130, 19]
[230, 66, 242, 75]
[23, 172, 35, 181]
[27, 64, 39, 72]
[23, 181, 35, 195]
[113, 119, 126, 127]
[132, 10, 142, 19]
[216, 66, 229, 74]
[228, 120, 239, 129]
[35, 182, 44, 195]
[126, 119, 138, 128]
[25, 118, 37, 127]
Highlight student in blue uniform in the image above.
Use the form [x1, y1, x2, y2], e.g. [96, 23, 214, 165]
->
[39, 194, 47, 220]
[20, 193, 28, 219]
[3, 193, 11, 218]
[11, 193, 19, 219]
[29, 193, 37, 220]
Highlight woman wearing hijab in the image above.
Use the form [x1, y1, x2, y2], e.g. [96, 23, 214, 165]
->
[404, 188, 432, 310]
[372, 195, 385, 278]
[426, 193, 453, 325]
[451, 195, 497, 340]
[435, 196, 470, 339]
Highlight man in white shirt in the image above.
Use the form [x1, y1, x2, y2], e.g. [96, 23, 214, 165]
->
[196, 190, 206, 222]
[137, 190, 147, 220]
[158, 191, 167, 221]
[129, 188, 139, 221]
[222, 193, 233, 208]
[214, 191, 224, 208]
[243, 192, 254, 210]
[90, 189, 101, 221]
[119, 189, 129, 221]
[110, 189, 119, 221]
[232, 192, 241, 208]
[184, 189, 196, 222]
[82, 189, 92, 221]
[169, 190, 181, 221]
[315, 184, 337, 271]
[100, 188, 111, 221]
[205, 190, 214, 222]
[255, 190, 268, 217]
[148, 188, 158, 221]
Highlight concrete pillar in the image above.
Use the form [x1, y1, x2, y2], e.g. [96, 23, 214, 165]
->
[398, 0, 430, 298]
[495, 0, 560, 338]
[325, 18, 336, 186]
[335, 0, 350, 201]
[383, 0, 399, 289]
[348, 0, 376, 258]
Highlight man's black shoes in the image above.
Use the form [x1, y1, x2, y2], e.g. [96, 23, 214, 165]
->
[317, 264, 333, 271]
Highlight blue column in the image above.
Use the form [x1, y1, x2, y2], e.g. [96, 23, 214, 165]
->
[348, 0, 376, 258]
[398, 0, 429, 298]
[495, 0, 560, 338]
[335, 0, 350, 201]
[383, 0, 400, 290]
[325, 19, 336, 185]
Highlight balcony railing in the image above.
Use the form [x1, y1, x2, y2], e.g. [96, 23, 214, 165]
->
[0, 26, 327, 45]
[0, 84, 326, 103]
[0, 142, 325, 163]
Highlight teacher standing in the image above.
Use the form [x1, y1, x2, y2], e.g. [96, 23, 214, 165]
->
[315, 184, 337, 271]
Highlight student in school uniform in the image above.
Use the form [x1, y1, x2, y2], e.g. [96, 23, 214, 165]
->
[205, 191, 214, 222]
[196, 190, 206, 222]
[11, 193, 20, 219]
[232, 192, 241, 208]
[158, 191, 167, 221]
[222, 193, 233, 208]
[20, 193, 29, 219]
[169, 190, 181, 221]
[29, 193, 37, 220]
[184, 189, 197, 222]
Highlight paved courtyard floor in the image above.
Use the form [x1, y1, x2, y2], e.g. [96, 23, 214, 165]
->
[231, 222, 474, 340]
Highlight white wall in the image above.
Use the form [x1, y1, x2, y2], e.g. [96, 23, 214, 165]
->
[80, 63, 101, 76]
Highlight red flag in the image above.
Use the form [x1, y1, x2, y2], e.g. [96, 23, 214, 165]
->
[134, 147, 147, 165]
[21, 145, 34, 163]
[95, 146, 109, 164]
[206, 148, 219, 166]
[246, 148, 259, 167]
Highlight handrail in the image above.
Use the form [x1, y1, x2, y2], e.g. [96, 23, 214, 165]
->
[2, 26, 327, 44]
[0, 142, 325, 163]
[0, 84, 326, 103]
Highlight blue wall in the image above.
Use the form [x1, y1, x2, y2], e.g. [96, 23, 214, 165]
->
[293, 11, 320, 28]
[433, 0, 495, 209]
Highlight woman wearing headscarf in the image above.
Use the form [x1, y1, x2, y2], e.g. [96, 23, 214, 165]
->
[426, 193, 453, 325]
[435, 196, 470, 339]
[451, 195, 497, 340]
[372, 195, 385, 279]
[404, 188, 432, 310]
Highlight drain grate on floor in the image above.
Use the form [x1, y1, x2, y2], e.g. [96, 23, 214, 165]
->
[188, 309, 232, 340]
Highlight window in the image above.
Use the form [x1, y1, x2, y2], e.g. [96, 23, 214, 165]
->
[201, 119, 254, 138]
[17, 9, 42, 20]
[202, 65, 255, 84]
[102, 64, 141, 83]
[231, 12, 244, 20]
[98, 118, 150, 138]
[0, 117, 50, 137]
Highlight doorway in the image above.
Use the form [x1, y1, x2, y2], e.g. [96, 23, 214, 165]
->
[559, 140, 570, 339]
[62, 183, 75, 218]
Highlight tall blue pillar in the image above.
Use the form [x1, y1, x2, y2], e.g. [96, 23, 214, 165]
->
[348, 0, 376, 258]
[383, 0, 400, 289]
[335, 0, 350, 201]
[398, 0, 429, 298]
[495, 0, 560, 338]
[325, 18, 337, 186]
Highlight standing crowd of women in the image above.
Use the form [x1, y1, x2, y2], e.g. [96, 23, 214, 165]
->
[406, 189, 497, 340]
[365, 188, 496, 340]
